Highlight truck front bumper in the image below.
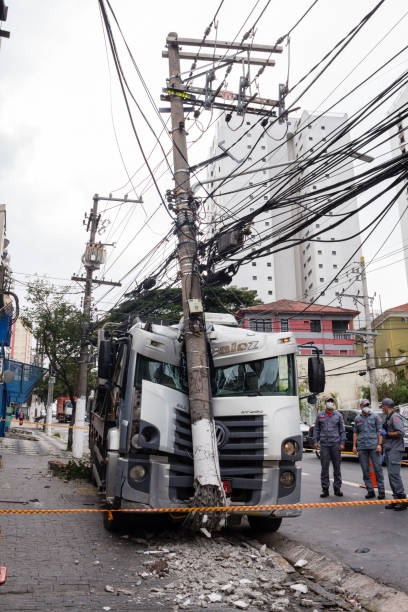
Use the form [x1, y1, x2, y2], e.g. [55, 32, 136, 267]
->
[111, 455, 301, 517]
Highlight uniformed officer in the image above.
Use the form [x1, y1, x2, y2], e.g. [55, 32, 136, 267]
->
[381, 398, 408, 511]
[313, 396, 346, 497]
[352, 399, 385, 499]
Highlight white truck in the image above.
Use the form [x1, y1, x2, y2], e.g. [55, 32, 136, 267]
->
[90, 313, 325, 531]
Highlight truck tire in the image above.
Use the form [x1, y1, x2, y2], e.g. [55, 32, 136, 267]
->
[103, 504, 123, 532]
[248, 515, 282, 533]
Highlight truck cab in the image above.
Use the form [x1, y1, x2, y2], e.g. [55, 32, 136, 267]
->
[90, 314, 324, 531]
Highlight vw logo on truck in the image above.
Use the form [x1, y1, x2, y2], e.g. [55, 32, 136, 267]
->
[214, 421, 229, 449]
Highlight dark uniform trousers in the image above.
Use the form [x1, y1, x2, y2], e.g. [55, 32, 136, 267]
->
[320, 445, 342, 491]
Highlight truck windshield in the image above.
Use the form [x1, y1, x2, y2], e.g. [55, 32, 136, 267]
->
[214, 354, 295, 397]
[135, 354, 184, 392]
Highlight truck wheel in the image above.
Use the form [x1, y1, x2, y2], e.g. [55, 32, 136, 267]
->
[103, 506, 123, 532]
[248, 515, 282, 533]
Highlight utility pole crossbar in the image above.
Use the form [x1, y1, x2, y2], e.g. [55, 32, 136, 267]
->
[71, 276, 121, 287]
[166, 36, 283, 54]
[162, 50, 276, 67]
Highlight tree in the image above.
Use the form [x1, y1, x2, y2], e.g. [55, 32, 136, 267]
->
[109, 286, 262, 325]
[362, 379, 408, 405]
[21, 281, 85, 450]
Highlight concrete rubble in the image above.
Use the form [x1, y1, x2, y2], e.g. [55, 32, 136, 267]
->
[98, 529, 360, 611]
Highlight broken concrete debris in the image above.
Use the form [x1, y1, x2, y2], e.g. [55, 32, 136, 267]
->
[97, 530, 358, 610]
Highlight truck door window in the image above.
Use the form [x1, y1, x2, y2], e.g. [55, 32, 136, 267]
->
[214, 354, 295, 397]
[134, 354, 185, 392]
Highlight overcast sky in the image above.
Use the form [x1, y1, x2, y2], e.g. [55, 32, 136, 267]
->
[1, 0, 407, 317]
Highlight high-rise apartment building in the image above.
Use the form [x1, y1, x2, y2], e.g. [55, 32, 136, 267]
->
[389, 86, 408, 284]
[10, 318, 32, 363]
[206, 111, 363, 310]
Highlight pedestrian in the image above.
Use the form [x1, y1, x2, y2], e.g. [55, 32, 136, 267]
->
[352, 399, 385, 499]
[381, 398, 408, 511]
[18, 409, 24, 426]
[313, 395, 346, 497]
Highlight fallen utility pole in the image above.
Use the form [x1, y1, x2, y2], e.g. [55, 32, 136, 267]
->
[72, 193, 138, 458]
[166, 33, 225, 520]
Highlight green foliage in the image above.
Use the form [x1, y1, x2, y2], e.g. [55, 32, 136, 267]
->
[52, 458, 91, 481]
[21, 280, 87, 450]
[109, 286, 262, 325]
[362, 380, 408, 405]
[21, 280, 83, 403]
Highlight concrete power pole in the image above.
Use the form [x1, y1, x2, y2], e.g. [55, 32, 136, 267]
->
[360, 256, 378, 406]
[72, 194, 138, 458]
[166, 33, 225, 513]
[45, 369, 55, 436]
[73, 195, 100, 459]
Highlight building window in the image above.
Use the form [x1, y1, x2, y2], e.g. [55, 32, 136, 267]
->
[385, 349, 391, 361]
[267, 276, 272, 281]
[267, 262, 271, 267]
[318, 250, 322, 255]
[308, 137, 313, 141]
[308, 270, 312, 277]
[265, 221, 270, 226]
[333, 264, 337, 269]
[321, 125, 325, 130]
[309, 283, 313, 289]
[249, 319, 272, 332]
[268, 290, 273, 295]
[332, 250, 336, 255]
[252, 262, 256, 266]
[247, 145, 251, 149]
[252, 276, 257, 280]
[280, 319, 289, 332]
[331, 237, 335, 241]
[320, 277, 325, 282]
[318, 264, 323, 268]
[316, 223, 320, 228]
[310, 320, 321, 333]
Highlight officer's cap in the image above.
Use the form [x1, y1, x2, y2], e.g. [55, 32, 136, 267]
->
[359, 398, 370, 406]
[381, 397, 394, 407]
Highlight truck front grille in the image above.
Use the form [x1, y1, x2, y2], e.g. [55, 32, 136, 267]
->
[170, 410, 264, 504]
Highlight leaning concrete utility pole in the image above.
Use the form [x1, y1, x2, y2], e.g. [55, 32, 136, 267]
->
[166, 33, 225, 514]
[360, 256, 378, 406]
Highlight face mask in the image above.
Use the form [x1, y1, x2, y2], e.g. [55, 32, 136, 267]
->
[362, 406, 371, 415]
[326, 401, 334, 409]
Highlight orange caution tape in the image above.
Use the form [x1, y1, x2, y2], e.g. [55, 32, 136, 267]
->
[0, 498, 407, 515]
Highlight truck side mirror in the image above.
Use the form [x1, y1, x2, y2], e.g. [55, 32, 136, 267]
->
[308, 356, 325, 394]
[98, 340, 115, 380]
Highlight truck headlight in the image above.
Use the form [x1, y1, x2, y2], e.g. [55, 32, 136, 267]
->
[284, 440, 299, 456]
[280, 471, 295, 487]
[129, 465, 146, 482]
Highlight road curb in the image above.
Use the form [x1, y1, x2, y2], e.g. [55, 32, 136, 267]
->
[261, 532, 408, 612]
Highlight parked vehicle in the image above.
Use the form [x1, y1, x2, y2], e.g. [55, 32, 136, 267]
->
[90, 314, 326, 533]
[56, 397, 74, 423]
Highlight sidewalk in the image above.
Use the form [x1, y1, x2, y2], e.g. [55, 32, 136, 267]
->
[0, 430, 161, 611]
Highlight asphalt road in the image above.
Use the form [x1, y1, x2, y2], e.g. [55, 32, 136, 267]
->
[280, 451, 408, 592]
